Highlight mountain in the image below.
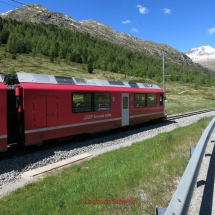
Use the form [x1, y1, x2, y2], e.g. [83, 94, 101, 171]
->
[185, 46, 215, 72]
[0, 4, 192, 65]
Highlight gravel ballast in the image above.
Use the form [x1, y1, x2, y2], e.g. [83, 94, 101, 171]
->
[0, 112, 215, 196]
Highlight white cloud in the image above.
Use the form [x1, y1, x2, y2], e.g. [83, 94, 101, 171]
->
[122, 20, 131, 24]
[208, 27, 215, 34]
[136, 5, 148, 14]
[131, 28, 138, 33]
[163, 8, 171, 14]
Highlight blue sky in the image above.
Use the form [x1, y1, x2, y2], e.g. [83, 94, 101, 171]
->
[0, 0, 214, 52]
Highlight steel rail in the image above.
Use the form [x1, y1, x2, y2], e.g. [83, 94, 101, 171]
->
[155, 116, 215, 215]
[167, 108, 215, 121]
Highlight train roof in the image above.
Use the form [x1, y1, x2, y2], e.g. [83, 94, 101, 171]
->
[16, 72, 162, 90]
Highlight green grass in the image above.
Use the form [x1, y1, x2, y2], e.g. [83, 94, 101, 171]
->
[0, 117, 212, 215]
[165, 84, 215, 115]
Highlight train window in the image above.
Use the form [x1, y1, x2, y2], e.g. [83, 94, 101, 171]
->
[160, 94, 164, 106]
[134, 93, 146, 107]
[72, 93, 92, 113]
[146, 93, 156, 107]
[94, 93, 111, 111]
[123, 97, 128, 109]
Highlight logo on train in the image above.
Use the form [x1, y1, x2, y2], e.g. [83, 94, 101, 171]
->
[83, 113, 111, 120]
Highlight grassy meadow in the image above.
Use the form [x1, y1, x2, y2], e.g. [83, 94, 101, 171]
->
[165, 83, 215, 115]
[0, 117, 212, 215]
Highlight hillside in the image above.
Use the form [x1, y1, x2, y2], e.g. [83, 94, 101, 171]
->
[0, 4, 191, 64]
[0, 16, 215, 86]
[0, 45, 137, 82]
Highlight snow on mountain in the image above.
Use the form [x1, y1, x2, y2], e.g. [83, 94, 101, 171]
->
[185, 46, 215, 72]
[0, 10, 13, 17]
[185, 46, 215, 62]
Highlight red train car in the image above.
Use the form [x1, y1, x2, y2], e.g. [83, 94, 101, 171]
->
[0, 75, 7, 152]
[0, 72, 166, 151]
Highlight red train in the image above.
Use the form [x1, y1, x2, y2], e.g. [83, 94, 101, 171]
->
[0, 72, 166, 152]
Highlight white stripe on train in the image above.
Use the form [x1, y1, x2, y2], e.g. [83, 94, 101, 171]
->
[24, 111, 164, 134]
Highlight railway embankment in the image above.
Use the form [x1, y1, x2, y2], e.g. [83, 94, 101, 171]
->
[0, 111, 215, 214]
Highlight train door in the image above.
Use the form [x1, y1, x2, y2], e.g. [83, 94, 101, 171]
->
[33, 95, 58, 128]
[121, 93, 129, 126]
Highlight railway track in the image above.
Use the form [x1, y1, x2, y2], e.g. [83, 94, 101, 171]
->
[1, 108, 215, 161]
[167, 108, 215, 121]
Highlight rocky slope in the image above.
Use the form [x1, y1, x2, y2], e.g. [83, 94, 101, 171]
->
[185, 46, 215, 72]
[0, 4, 192, 65]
